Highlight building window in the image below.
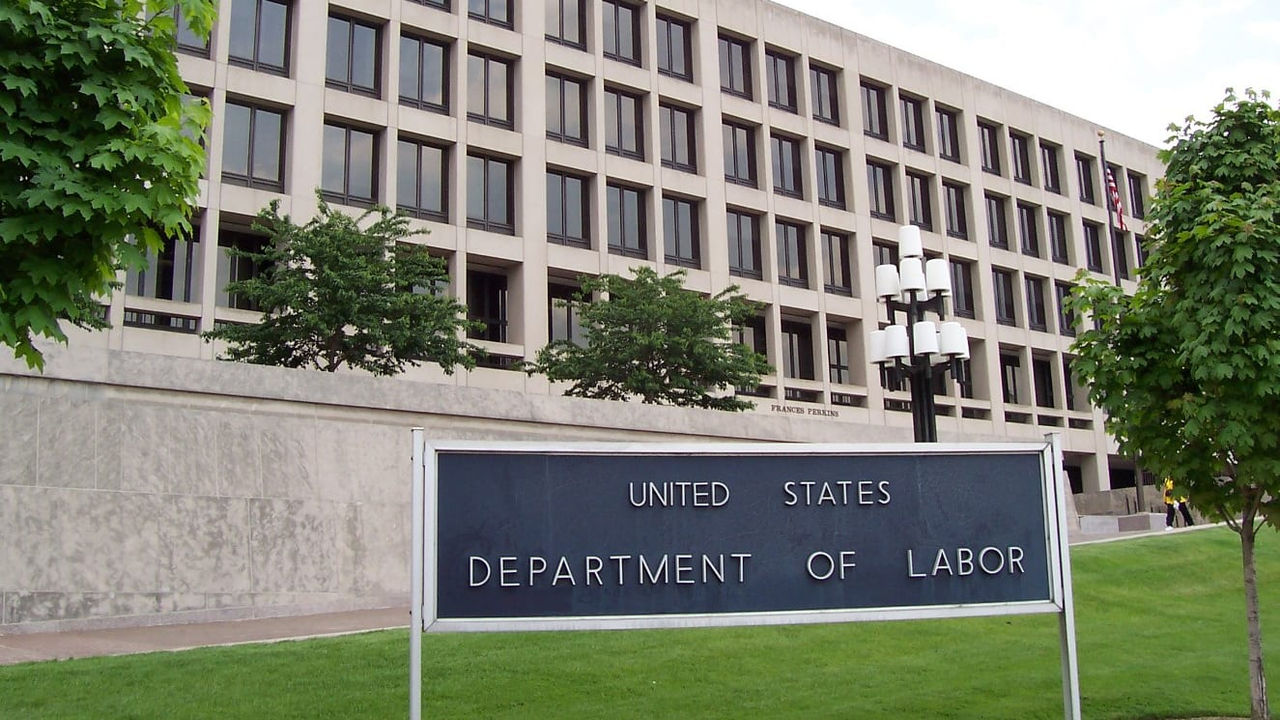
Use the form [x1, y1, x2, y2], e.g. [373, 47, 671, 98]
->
[173, 6, 210, 57]
[546, 73, 587, 146]
[732, 316, 769, 393]
[399, 34, 448, 113]
[396, 138, 447, 222]
[906, 172, 932, 231]
[410, 0, 449, 8]
[222, 101, 285, 191]
[950, 260, 975, 319]
[467, 270, 507, 342]
[937, 107, 960, 162]
[467, 52, 512, 128]
[656, 14, 692, 80]
[985, 193, 1008, 249]
[867, 161, 895, 220]
[603, 0, 641, 66]
[860, 81, 888, 139]
[549, 284, 586, 344]
[821, 230, 852, 294]
[607, 183, 646, 257]
[326, 15, 379, 97]
[322, 123, 377, 206]
[1055, 282, 1076, 337]
[228, 0, 290, 75]
[781, 320, 815, 380]
[659, 103, 697, 172]
[873, 241, 898, 268]
[604, 87, 644, 159]
[129, 224, 200, 302]
[943, 181, 968, 239]
[1113, 230, 1131, 280]
[546, 0, 585, 49]
[776, 220, 807, 288]
[828, 326, 850, 385]
[1128, 172, 1147, 219]
[718, 35, 751, 99]
[993, 268, 1017, 326]
[216, 230, 269, 310]
[1010, 132, 1032, 184]
[1041, 142, 1062, 193]
[1076, 153, 1097, 204]
[1136, 235, 1148, 267]
[811, 65, 839, 125]
[469, 0, 512, 28]
[662, 195, 699, 268]
[1083, 221, 1103, 271]
[1000, 352, 1021, 404]
[765, 50, 797, 112]
[900, 96, 925, 151]
[771, 134, 803, 198]
[722, 121, 756, 187]
[1033, 357, 1055, 409]
[1048, 211, 1069, 264]
[727, 210, 761, 279]
[1017, 202, 1040, 257]
[466, 153, 514, 234]
[978, 121, 1000, 175]
[1026, 275, 1048, 332]
[547, 170, 589, 247]
[1062, 356, 1077, 411]
[815, 146, 845, 209]
[955, 357, 974, 399]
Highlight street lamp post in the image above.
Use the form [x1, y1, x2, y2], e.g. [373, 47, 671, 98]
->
[868, 226, 970, 442]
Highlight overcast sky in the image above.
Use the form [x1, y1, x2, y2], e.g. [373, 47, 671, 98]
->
[772, 0, 1280, 147]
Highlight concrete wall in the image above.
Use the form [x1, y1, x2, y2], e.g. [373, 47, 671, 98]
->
[4, 344, 956, 633]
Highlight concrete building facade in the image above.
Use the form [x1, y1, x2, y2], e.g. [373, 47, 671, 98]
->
[0, 0, 1164, 629]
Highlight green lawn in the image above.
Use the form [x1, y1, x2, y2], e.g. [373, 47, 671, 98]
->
[1, 527, 1274, 719]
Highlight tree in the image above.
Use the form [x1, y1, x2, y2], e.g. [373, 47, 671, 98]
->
[0, 0, 213, 370]
[524, 267, 771, 411]
[1068, 89, 1279, 720]
[202, 195, 479, 376]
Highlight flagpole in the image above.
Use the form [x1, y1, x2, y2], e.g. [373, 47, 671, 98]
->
[1097, 130, 1121, 285]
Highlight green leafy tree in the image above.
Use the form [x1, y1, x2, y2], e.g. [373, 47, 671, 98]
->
[1068, 89, 1279, 720]
[524, 267, 771, 411]
[0, 0, 213, 369]
[202, 195, 479, 376]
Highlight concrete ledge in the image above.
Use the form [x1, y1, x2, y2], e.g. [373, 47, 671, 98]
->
[1079, 513, 1163, 534]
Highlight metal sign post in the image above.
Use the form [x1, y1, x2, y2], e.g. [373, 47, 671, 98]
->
[409, 437, 1079, 719]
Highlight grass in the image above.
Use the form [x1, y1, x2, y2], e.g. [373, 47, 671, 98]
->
[1, 527, 1275, 719]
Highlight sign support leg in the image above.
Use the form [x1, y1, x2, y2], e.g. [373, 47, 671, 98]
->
[1048, 433, 1082, 720]
[410, 428, 425, 720]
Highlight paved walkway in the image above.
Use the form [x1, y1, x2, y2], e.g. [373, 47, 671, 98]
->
[0, 524, 1215, 667]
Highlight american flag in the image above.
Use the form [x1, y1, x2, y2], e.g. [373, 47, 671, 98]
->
[1105, 167, 1127, 232]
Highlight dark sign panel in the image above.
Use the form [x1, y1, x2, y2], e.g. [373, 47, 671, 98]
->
[428, 446, 1057, 626]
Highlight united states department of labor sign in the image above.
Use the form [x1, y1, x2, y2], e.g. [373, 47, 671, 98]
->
[418, 442, 1067, 632]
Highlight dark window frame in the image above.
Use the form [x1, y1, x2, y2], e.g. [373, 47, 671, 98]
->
[325, 14, 381, 98]
[321, 122, 379, 207]
[950, 259, 975, 319]
[821, 230, 852, 295]
[546, 0, 586, 49]
[815, 145, 845, 209]
[906, 171, 933, 231]
[985, 193, 1009, 249]
[1010, 132, 1032, 184]
[546, 72, 588, 146]
[1128, 172, 1147, 218]
[1041, 142, 1062, 193]
[722, 120, 756, 187]
[993, 268, 1018, 326]
[1048, 211, 1070, 264]
[810, 65, 839, 125]
[467, 269, 508, 342]
[978, 121, 1001, 175]
[606, 183, 647, 258]
[1083, 221, 1103, 272]
[1055, 282, 1076, 337]
[129, 221, 201, 302]
[781, 320, 815, 380]
[228, 0, 291, 76]
[173, 5, 211, 57]
[396, 137, 448, 222]
[828, 326, 851, 385]
[770, 133, 803, 199]
[860, 81, 888, 140]
[546, 169, 590, 248]
[466, 153, 515, 234]
[1076, 153, 1097, 204]
[765, 49, 797, 113]
[468, 0, 513, 29]
[604, 86, 645, 160]
[602, 0, 642, 66]
[936, 107, 960, 162]
[1025, 275, 1048, 332]
[775, 220, 808, 288]
[1000, 352, 1022, 404]
[900, 95, 926, 151]
[1017, 202, 1040, 258]
[1032, 356, 1056, 409]
[399, 33, 449, 113]
[221, 100, 286, 191]
[867, 161, 896, 221]
[467, 51, 514, 129]
[549, 283, 587, 344]
[727, 209, 761, 279]
[216, 229, 270, 311]
[656, 14, 692, 80]
[659, 102, 697, 172]
[718, 34, 752, 99]
[662, 195, 700, 268]
[943, 181, 968, 239]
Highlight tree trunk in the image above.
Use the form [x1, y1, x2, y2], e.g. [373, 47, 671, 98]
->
[1241, 521, 1270, 719]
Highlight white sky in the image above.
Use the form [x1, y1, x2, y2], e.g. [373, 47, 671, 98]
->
[772, 0, 1280, 147]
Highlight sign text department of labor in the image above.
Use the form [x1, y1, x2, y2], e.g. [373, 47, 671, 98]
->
[422, 444, 1061, 631]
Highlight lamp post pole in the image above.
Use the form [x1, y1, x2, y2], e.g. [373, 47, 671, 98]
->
[869, 226, 970, 443]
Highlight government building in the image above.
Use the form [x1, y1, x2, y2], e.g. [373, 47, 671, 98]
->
[0, 0, 1162, 630]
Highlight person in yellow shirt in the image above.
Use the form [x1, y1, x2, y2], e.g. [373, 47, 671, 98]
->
[1163, 478, 1194, 530]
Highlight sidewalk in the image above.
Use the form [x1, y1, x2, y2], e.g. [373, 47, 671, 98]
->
[0, 524, 1214, 667]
